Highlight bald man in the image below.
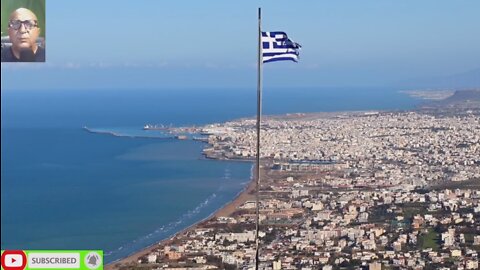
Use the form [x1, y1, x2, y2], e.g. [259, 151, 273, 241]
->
[1, 7, 45, 62]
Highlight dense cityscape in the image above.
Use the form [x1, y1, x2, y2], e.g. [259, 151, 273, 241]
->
[112, 109, 480, 270]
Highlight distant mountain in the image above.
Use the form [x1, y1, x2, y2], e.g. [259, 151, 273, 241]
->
[442, 89, 480, 103]
[421, 89, 480, 109]
[398, 68, 480, 89]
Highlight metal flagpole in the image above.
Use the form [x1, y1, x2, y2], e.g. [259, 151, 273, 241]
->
[255, 7, 262, 270]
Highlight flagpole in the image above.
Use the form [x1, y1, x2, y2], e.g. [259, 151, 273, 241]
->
[255, 7, 262, 270]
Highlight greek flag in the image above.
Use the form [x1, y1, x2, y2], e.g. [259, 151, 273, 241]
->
[262, 31, 301, 63]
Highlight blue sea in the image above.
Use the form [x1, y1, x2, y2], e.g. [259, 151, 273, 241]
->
[1, 87, 418, 263]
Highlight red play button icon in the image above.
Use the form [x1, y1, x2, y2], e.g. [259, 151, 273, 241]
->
[1, 250, 27, 270]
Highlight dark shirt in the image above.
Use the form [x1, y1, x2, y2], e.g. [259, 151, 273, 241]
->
[1, 46, 45, 62]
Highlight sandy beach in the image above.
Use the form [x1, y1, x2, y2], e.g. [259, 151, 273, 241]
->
[105, 164, 257, 269]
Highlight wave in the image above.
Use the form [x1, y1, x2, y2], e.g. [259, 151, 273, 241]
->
[105, 192, 218, 262]
[223, 169, 232, 180]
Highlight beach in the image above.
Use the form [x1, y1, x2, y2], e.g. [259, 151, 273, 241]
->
[105, 163, 257, 269]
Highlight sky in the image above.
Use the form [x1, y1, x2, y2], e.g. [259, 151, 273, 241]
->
[1, 0, 480, 90]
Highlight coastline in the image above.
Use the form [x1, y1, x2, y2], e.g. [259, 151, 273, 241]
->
[105, 161, 256, 269]
[101, 112, 365, 268]
[98, 109, 406, 268]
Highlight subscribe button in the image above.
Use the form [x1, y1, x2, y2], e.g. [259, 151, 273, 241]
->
[1, 250, 103, 270]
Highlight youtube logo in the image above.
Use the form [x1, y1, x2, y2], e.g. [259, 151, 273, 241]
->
[5, 255, 22, 267]
[1, 250, 27, 270]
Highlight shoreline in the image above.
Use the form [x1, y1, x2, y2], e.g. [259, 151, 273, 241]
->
[101, 109, 413, 268]
[94, 109, 403, 268]
[105, 161, 256, 269]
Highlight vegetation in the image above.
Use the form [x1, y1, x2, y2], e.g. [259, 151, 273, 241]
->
[399, 202, 429, 219]
[418, 228, 440, 251]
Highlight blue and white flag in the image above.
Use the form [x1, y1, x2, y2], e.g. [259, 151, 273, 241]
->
[262, 31, 301, 63]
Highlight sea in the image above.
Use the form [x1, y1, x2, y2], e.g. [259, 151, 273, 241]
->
[0, 87, 419, 263]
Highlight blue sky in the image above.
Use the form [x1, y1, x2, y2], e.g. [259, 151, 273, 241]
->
[1, 0, 480, 90]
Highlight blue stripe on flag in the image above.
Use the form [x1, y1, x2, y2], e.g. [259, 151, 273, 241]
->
[263, 57, 298, 63]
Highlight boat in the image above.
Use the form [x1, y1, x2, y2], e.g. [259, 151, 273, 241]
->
[143, 124, 167, 130]
[175, 135, 188, 140]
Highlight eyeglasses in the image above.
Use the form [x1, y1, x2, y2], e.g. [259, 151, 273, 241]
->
[8, 20, 38, 30]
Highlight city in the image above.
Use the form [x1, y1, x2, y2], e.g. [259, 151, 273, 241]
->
[112, 109, 480, 270]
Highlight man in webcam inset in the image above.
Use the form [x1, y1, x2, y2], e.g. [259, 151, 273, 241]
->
[1, 8, 45, 62]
